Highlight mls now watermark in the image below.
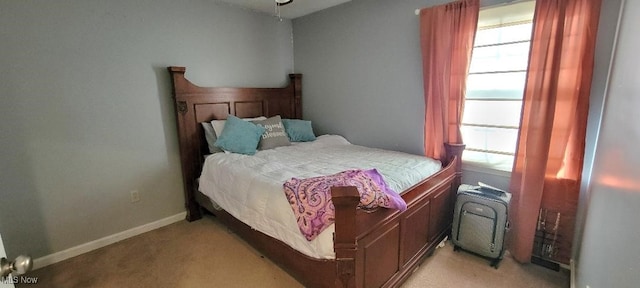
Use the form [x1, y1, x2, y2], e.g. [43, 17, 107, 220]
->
[1, 275, 39, 284]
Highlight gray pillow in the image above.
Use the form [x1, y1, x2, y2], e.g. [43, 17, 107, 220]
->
[201, 122, 223, 154]
[252, 115, 291, 150]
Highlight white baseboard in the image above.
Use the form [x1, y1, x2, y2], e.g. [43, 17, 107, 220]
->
[33, 212, 187, 270]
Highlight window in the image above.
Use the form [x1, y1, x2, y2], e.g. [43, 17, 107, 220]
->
[461, 1, 536, 172]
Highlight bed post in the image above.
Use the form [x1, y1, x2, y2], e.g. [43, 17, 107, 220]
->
[168, 66, 202, 222]
[332, 186, 360, 288]
[289, 74, 302, 119]
[444, 143, 465, 189]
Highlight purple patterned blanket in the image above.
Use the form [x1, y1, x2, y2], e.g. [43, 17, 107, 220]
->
[283, 169, 407, 241]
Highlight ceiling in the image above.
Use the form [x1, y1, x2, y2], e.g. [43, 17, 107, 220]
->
[215, 0, 352, 19]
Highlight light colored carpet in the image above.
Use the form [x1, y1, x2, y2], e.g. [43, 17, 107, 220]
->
[402, 242, 568, 288]
[22, 216, 568, 288]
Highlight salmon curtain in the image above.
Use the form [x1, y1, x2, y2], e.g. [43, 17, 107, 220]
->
[420, 0, 479, 160]
[508, 0, 602, 263]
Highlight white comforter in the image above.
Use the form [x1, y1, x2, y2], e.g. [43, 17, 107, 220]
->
[198, 135, 441, 259]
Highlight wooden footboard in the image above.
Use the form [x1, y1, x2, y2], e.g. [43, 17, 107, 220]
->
[332, 153, 460, 288]
[168, 66, 464, 287]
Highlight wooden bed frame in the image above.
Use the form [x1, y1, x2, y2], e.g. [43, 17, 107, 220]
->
[168, 66, 464, 288]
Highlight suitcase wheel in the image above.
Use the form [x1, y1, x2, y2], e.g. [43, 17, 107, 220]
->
[453, 245, 460, 252]
[490, 258, 502, 269]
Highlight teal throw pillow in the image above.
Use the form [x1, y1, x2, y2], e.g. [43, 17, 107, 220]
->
[282, 119, 316, 142]
[214, 115, 266, 155]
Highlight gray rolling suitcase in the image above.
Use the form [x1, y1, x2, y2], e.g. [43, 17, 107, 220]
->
[452, 183, 511, 268]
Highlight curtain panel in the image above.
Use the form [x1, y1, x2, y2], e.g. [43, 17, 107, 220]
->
[508, 0, 602, 264]
[420, 0, 479, 160]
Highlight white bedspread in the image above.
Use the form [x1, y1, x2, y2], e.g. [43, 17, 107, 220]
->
[198, 135, 442, 259]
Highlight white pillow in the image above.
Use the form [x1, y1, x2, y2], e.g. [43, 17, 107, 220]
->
[211, 120, 226, 139]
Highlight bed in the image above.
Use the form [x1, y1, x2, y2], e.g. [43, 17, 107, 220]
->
[168, 66, 464, 288]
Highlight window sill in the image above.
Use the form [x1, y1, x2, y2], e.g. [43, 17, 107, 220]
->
[462, 161, 512, 178]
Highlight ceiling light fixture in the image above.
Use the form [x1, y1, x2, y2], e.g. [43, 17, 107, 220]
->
[276, 0, 293, 6]
[274, 0, 292, 20]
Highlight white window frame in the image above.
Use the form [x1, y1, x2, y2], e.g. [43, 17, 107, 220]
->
[461, 1, 536, 173]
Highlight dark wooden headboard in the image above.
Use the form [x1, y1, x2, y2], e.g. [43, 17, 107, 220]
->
[167, 66, 302, 221]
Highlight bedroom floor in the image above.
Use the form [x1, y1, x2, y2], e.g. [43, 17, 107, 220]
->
[22, 215, 569, 288]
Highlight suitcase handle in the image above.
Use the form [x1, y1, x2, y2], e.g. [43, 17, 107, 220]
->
[462, 187, 508, 200]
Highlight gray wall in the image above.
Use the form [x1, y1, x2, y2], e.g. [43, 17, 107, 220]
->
[294, 0, 450, 155]
[0, 0, 293, 258]
[577, 0, 640, 287]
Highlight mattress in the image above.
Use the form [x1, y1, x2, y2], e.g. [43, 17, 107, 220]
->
[198, 135, 442, 259]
